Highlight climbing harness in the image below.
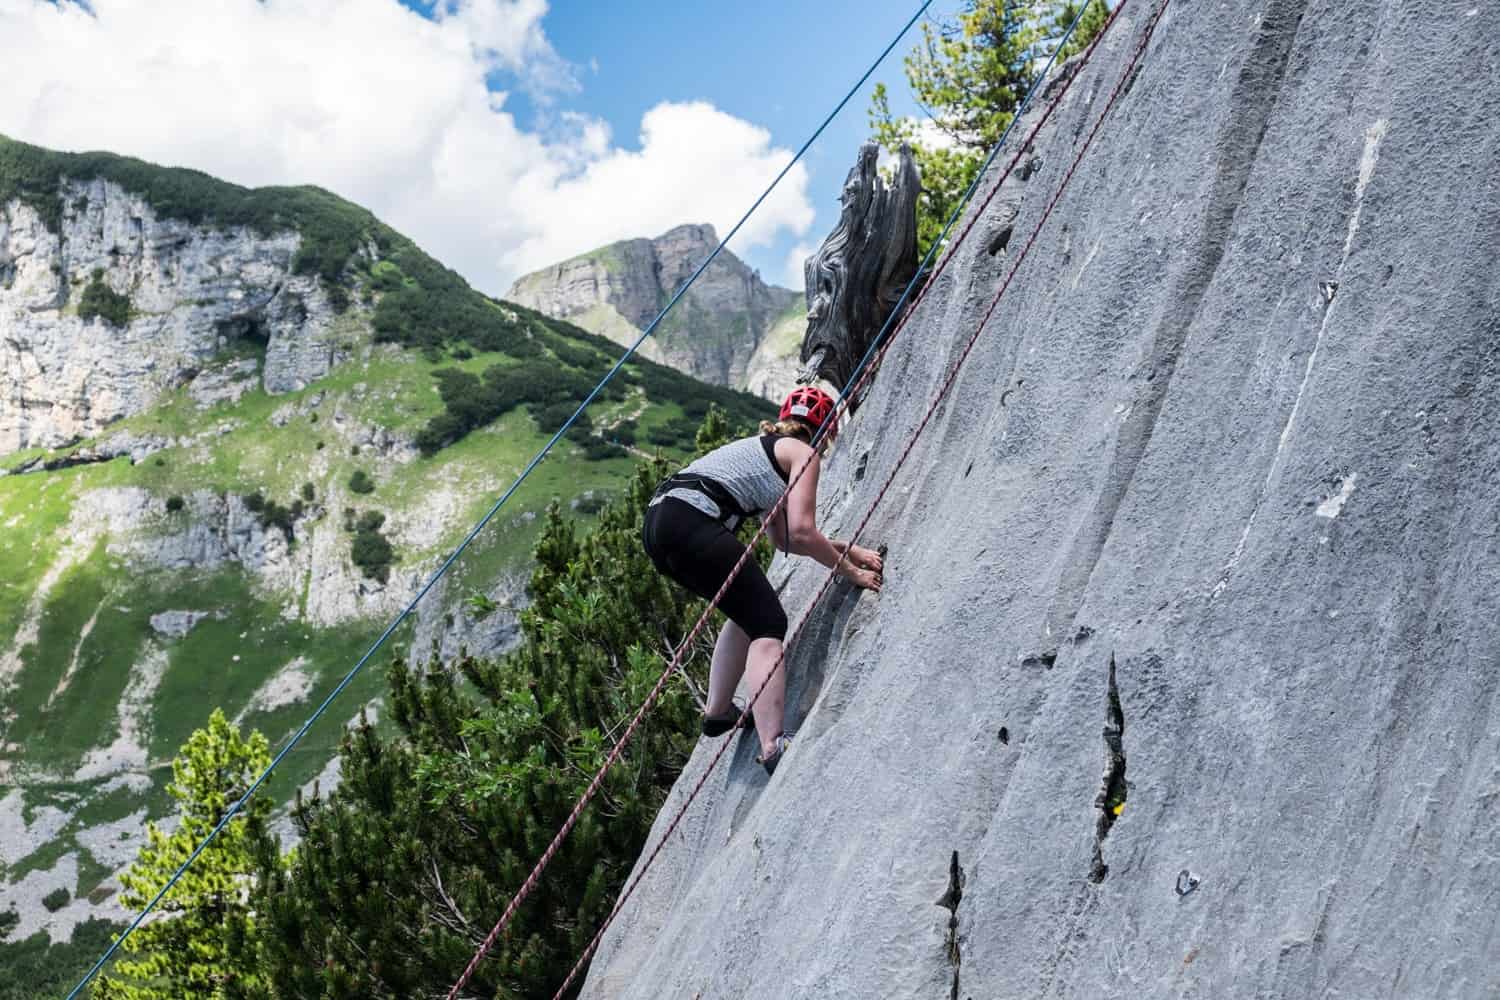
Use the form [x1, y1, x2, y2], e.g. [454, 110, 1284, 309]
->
[650, 471, 752, 531]
[447, 0, 1171, 995]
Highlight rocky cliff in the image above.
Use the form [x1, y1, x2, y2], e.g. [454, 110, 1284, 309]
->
[583, 3, 1500, 997]
[506, 223, 804, 398]
[0, 177, 357, 453]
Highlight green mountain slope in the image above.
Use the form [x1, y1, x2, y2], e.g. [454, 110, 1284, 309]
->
[0, 135, 772, 960]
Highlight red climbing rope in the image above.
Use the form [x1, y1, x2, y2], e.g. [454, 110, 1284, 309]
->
[545, 2, 1171, 996]
[446, 3, 1162, 996]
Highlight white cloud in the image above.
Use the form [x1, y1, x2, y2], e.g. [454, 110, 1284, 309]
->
[434, 0, 577, 98]
[782, 240, 819, 291]
[875, 115, 962, 174]
[498, 101, 815, 284]
[910, 116, 963, 152]
[0, 0, 815, 294]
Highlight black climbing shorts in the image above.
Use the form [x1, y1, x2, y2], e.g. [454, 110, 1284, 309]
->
[641, 497, 789, 642]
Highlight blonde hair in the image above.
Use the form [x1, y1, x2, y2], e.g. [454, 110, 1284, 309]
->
[759, 418, 815, 442]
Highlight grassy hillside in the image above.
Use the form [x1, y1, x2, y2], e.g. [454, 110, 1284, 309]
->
[0, 337, 766, 878]
[0, 136, 774, 977]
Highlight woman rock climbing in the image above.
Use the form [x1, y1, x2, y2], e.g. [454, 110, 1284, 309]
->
[641, 385, 884, 774]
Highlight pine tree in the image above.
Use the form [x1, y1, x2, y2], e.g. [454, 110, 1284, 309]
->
[870, 1, 1110, 254]
[694, 402, 733, 454]
[239, 407, 765, 999]
[1049, 1, 1111, 60]
[94, 709, 275, 1000]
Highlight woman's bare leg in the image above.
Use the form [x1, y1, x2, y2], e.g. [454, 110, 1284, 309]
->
[706, 621, 750, 717]
[746, 637, 786, 756]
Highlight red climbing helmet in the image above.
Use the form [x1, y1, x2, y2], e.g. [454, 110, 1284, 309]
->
[780, 385, 837, 435]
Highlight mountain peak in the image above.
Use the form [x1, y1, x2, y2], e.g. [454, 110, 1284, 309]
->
[654, 222, 718, 246]
[507, 225, 803, 398]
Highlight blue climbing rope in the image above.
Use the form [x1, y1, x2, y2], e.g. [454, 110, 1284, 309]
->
[63, 4, 932, 997]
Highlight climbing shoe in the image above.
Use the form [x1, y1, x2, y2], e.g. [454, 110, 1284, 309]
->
[756, 733, 792, 777]
[701, 703, 754, 738]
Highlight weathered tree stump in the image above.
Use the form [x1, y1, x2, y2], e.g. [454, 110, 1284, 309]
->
[797, 141, 920, 398]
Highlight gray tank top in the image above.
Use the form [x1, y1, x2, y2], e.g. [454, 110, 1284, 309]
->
[655, 434, 790, 524]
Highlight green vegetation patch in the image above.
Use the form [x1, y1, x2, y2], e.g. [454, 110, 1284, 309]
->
[5, 541, 144, 771]
[413, 310, 771, 456]
[76, 269, 133, 327]
[367, 250, 535, 353]
[145, 567, 376, 766]
[347, 469, 375, 495]
[581, 238, 634, 273]
[243, 489, 305, 544]
[349, 510, 394, 583]
[767, 297, 809, 354]
[0, 471, 75, 661]
[414, 360, 594, 455]
[0, 918, 125, 1000]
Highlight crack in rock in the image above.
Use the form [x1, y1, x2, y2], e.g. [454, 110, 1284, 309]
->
[936, 850, 966, 1000]
[1090, 654, 1128, 883]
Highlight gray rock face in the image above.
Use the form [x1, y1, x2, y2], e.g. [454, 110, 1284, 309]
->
[0, 178, 363, 454]
[408, 571, 527, 665]
[506, 223, 802, 397]
[583, 4, 1500, 998]
[187, 358, 261, 409]
[59, 486, 418, 628]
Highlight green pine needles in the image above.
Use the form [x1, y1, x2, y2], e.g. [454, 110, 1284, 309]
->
[92, 709, 276, 1000]
[869, 0, 1110, 255]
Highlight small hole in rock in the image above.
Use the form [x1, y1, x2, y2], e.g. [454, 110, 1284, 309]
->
[998, 726, 1009, 744]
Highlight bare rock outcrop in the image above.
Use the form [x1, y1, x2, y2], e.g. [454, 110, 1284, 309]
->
[147, 610, 214, 639]
[506, 224, 802, 397]
[0, 178, 364, 454]
[798, 142, 920, 394]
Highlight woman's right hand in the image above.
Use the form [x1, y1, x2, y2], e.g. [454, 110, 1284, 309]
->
[845, 564, 883, 592]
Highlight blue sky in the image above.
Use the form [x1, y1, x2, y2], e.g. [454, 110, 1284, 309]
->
[1, 0, 955, 293]
[510, 1, 928, 148]
[416, 0, 942, 288]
